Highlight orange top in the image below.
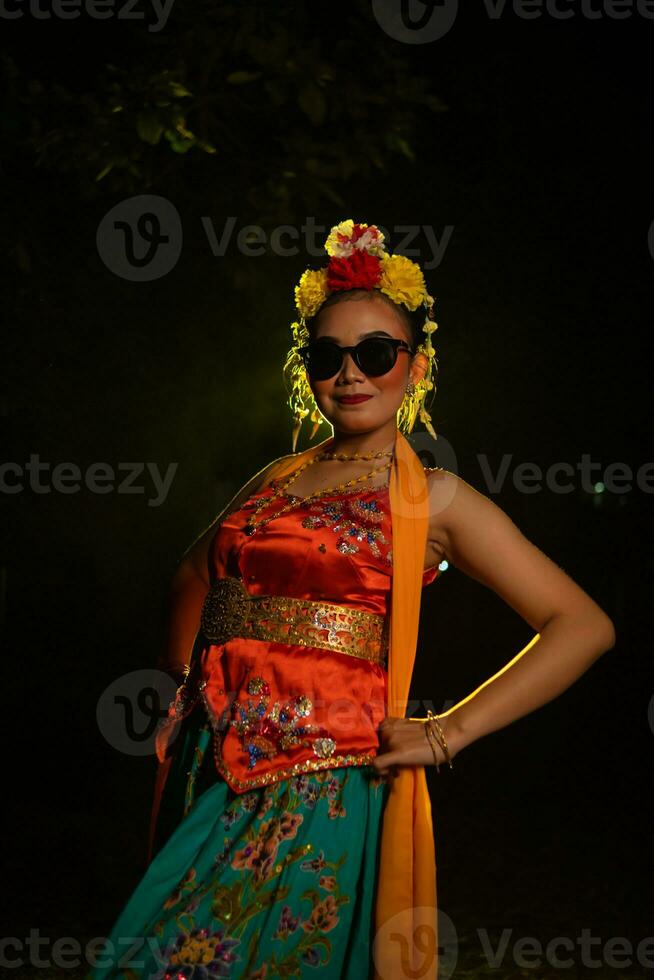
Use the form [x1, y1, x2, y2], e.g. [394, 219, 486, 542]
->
[197, 476, 439, 792]
[154, 481, 438, 781]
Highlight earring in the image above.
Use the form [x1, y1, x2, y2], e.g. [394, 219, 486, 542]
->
[406, 381, 416, 397]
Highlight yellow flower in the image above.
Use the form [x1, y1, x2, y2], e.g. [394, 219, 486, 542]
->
[324, 219, 386, 258]
[295, 268, 329, 318]
[378, 254, 427, 311]
[324, 219, 355, 257]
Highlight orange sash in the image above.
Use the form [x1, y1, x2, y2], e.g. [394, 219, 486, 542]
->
[261, 428, 438, 980]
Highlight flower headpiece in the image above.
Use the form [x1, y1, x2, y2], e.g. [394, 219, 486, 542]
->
[283, 219, 439, 451]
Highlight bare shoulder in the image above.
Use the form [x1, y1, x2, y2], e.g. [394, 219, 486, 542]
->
[425, 467, 531, 566]
[425, 467, 615, 638]
[424, 466, 458, 555]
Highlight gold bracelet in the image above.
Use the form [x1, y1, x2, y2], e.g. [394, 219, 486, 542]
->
[422, 719, 442, 772]
[426, 710, 454, 770]
[433, 719, 453, 770]
[427, 713, 451, 766]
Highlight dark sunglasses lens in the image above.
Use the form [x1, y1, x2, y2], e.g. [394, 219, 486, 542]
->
[304, 343, 343, 380]
[356, 339, 397, 376]
[303, 339, 400, 380]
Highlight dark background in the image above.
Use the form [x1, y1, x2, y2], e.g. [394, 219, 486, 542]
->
[2, 2, 652, 977]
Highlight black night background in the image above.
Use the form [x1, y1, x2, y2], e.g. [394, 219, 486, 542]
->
[2, 1, 652, 977]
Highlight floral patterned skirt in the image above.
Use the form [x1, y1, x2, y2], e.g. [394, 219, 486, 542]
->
[88, 703, 390, 979]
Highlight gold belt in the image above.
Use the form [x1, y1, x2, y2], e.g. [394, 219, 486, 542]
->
[200, 575, 388, 666]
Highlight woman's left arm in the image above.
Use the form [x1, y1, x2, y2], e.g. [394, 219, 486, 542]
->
[374, 471, 616, 776]
[432, 470, 616, 757]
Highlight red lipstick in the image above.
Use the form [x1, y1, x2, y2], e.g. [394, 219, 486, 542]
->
[337, 395, 372, 404]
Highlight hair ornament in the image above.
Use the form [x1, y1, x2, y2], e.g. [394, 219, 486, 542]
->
[283, 219, 440, 451]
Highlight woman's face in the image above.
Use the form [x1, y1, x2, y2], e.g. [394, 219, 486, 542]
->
[309, 294, 418, 436]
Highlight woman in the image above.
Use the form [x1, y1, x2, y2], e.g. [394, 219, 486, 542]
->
[88, 220, 615, 980]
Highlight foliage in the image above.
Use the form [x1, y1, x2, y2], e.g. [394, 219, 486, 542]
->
[1, 0, 447, 222]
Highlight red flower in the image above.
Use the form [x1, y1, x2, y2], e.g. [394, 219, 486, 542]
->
[351, 223, 378, 244]
[327, 251, 382, 292]
[334, 223, 370, 248]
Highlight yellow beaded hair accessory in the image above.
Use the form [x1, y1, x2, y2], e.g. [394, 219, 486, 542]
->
[282, 219, 439, 452]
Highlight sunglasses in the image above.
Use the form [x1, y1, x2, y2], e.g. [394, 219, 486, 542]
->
[299, 337, 414, 381]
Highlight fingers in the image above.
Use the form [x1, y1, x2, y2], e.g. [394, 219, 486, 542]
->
[381, 764, 399, 783]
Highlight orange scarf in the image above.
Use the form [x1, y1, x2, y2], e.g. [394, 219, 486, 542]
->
[261, 428, 439, 980]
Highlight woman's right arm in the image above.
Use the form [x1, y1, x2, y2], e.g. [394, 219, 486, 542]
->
[156, 453, 297, 682]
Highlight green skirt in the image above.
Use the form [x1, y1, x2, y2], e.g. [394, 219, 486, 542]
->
[88, 704, 390, 979]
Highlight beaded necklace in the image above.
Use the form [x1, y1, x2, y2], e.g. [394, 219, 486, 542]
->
[243, 448, 394, 536]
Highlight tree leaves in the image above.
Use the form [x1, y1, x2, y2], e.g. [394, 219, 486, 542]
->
[136, 109, 165, 145]
[2, 0, 447, 221]
[298, 82, 327, 126]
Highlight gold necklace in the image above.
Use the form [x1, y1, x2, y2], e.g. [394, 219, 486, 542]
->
[243, 453, 394, 536]
[321, 449, 395, 461]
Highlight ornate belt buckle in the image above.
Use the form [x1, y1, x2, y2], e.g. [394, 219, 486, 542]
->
[200, 575, 249, 645]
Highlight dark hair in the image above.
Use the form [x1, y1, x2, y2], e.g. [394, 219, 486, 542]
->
[305, 289, 424, 352]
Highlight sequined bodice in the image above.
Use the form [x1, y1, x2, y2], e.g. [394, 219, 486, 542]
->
[193, 469, 440, 793]
[210, 474, 439, 611]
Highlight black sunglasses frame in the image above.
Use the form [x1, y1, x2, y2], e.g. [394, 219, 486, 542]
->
[299, 337, 415, 381]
